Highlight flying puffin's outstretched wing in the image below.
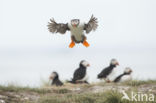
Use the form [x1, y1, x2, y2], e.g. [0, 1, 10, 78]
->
[84, 15, 98, 34]
[48, 18, 70, 34]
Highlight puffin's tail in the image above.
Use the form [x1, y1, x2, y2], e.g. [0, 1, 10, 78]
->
[97, 73, 104, 79]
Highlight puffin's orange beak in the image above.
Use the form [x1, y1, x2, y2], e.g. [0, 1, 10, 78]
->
[87, 64, 90, 67]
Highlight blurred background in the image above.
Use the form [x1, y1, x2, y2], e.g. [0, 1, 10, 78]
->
[0, 0, 156, 87]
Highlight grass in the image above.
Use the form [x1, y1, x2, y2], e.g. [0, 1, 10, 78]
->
[95, 79, 156, 87]
[123, 80, 156, 86]
[38, 90, 156, 103]
[0, 84, 51, 94]
[0, 85, 72, 95]
[0, 80, 156, 103]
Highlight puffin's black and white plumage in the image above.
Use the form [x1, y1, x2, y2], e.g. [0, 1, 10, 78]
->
[97, 59, 119, 82]
[114, 67, 132, 83]
[49, 72, 63, 86]
[69, 60, 90, 84]
[47, 15, 98, 48]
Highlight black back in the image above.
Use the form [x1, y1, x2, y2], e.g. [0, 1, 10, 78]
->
[114, 73, 130, 83]
[51, 73, 63, 86]
[98, 64, 116, 79]
[113, 74, 125, 82]
[72, 64, 86, 82]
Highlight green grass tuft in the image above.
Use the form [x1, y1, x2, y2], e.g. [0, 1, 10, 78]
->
[123, 80, 156, 86]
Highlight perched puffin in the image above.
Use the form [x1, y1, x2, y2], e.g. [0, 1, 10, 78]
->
[69, 60, 90, 84]
[97, 59, 119, 82]
[47, 15, 98, 48]
[49, 71, 63, 86]
[114, 67, 132, 83]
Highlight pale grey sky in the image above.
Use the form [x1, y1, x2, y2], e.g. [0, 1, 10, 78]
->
[0, 0, 156, 86]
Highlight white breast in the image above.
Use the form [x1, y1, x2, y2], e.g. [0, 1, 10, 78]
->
[107, 69, 116, 81]
[78, 74, 89, 81]
[120, 75, 132, 82]
[68, 23, 85, 41]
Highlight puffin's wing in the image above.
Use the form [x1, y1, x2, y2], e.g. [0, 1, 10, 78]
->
[56, 79, 63, 86]
[47, 18, 70, 34]
[113, 74, 124, 82]
[84, 15, 98, 34]
[98, 67, 110, 78]
[73, 69, 85, 81]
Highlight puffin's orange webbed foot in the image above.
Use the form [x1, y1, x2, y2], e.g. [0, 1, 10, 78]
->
[69, 41, 75, 48]
[83, 40, 90, 47]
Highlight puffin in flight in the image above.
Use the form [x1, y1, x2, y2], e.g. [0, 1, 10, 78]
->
[114, 67, 132, 83]
[47, 15, 98, 48]
[97, 59, 119, 82]
[69, 60, 90, 84]
[49, 71, 63, 86]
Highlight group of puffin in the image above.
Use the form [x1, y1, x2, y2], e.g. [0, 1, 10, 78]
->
[49, 59, 133, 86]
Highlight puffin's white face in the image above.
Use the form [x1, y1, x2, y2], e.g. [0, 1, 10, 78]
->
[124, 67, 132, 74]
[81, 60, 90, 67]
[49, 72, 57, 80]
[110, 59, 119, 66]
[71, 19, 80, 27]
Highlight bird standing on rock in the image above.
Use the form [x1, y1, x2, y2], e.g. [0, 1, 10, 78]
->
[47, 15, 98, 48]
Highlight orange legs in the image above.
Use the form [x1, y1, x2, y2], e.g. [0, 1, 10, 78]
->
[69, 40, 75, 48]
[83, 40, 90, 47]
[69, 37, 90, 48]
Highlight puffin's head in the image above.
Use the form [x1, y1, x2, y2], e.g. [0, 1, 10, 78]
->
[124, 67, 132, 74]
[71, 19, 80, 27]
[80, 60, 90, 68]
[110, 59, 119, 66]
[49, 71, 58, 80]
